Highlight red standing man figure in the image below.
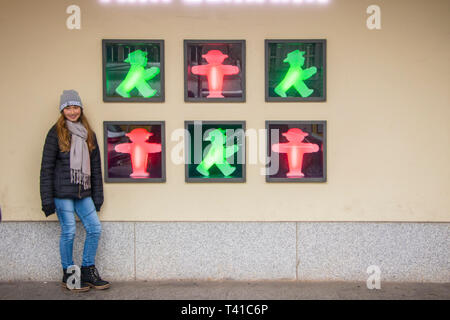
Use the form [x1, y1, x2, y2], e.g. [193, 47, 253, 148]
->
[114, 128, 161, 178]
[191, 50, 240, 98]
[272, 128, 320, 178]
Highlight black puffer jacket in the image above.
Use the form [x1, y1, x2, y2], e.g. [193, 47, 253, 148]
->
[40, 124, 104, 217]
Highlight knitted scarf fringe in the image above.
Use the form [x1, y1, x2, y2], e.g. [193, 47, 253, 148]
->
[71, 168, 91, 190]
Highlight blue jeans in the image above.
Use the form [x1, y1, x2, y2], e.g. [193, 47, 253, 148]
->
[54, 197, 102, 270]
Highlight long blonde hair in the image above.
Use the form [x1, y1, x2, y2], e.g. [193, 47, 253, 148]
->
[56, 111, 96, 153]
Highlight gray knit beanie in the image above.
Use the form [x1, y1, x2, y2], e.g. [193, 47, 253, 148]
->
[59, 90, 83, 112]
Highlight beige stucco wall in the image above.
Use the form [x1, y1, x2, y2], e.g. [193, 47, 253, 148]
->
[0, 0, 449, 222]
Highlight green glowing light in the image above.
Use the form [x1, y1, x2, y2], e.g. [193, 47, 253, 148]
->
[196, 129, 239, 177]
[115, 49, 160, 98]
[274, 50, 317, 98]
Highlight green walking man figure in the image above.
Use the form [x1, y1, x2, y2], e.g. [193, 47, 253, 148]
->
[115, 49, 160, 98]
[196, 129, 240, 177]
[274, 50, 317, 98]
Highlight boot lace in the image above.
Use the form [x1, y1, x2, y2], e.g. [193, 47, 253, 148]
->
[90, 266, 101, 281]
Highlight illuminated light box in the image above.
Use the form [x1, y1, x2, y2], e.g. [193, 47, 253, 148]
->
[102, 39, 164, 102]
[266, 121, 326, 182]
[184, 40, 246, 102]
[265, 40, 326, 102]
[103, 121, 166, 183]
[185, 121, 246, 182]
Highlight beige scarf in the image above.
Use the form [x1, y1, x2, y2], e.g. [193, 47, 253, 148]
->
[66, 120, 91, 190]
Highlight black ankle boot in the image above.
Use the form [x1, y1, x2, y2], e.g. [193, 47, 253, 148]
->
[62, 268, 90, 292]
[81, 265, 111, 290]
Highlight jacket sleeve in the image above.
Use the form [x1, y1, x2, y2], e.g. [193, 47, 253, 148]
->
[40, 126, 58, 216]
[90, 133, 104, 212]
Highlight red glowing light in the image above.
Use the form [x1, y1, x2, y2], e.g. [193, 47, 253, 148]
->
[191, 50, 240, 98]
[114, 128, 162, 178]
[272, 128, 319, 178]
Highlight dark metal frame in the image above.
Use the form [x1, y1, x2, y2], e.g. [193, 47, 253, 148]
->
[265, 120, 327, 183]
[184, 121, 246, 183]
[102, 39, 165, 103]
[265, 39, 327, 102]
[184, 40, 246, 103]
[103, 121, 166, 183]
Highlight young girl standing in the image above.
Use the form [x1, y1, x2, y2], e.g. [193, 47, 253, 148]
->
[40, 90, 110, 292]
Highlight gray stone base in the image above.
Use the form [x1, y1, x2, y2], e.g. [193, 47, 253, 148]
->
[0, 222, 448, 282]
